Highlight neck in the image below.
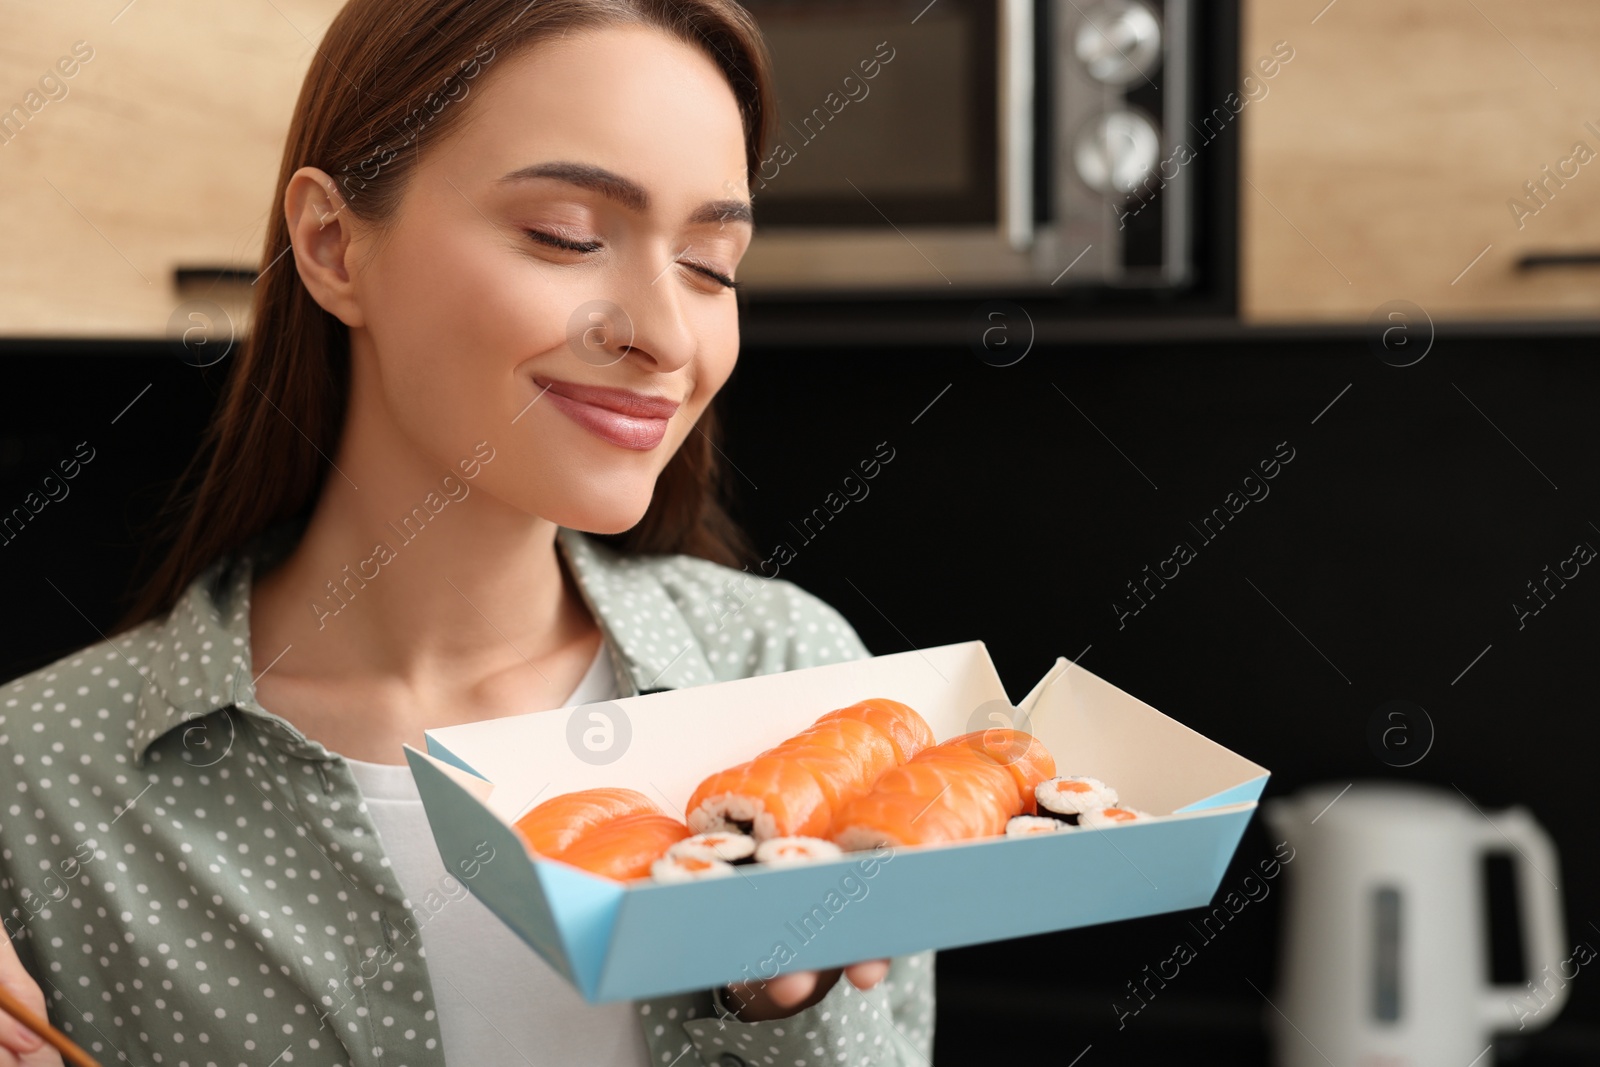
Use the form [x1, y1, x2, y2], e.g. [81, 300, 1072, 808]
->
[249, 405, 591, 696]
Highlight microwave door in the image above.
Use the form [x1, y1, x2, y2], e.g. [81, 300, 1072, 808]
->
[737, 0, 1195, 295]
[736, 0, 1038, 292]
[740, 0, 1000, 226]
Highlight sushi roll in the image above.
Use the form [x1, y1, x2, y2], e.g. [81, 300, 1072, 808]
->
[651, 853, 739, 883]
[686, 700, 934, 841]
[1078, 805, 1151, 829]
[754, 835, 844, 867]
[668, 831, 758, 865]
[1005, 815, 1066, 837]
[1034, 776, 1119, 825]
[829, 729, 1055, 850]
[942, 730, 1057, 814]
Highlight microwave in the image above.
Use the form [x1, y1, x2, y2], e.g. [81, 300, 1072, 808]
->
[735, 0, 1197, 296]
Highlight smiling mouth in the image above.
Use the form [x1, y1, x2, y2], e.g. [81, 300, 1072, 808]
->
[531, 376, 680, 451]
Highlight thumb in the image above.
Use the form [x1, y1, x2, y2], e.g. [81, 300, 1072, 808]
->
[0, 932, 65, 1067]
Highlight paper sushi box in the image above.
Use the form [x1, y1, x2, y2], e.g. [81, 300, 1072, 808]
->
[403, 640, 1270, 1003]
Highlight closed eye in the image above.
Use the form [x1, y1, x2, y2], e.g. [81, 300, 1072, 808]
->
[524, 228, 738, 290]
[682, 260, 739, 291]
[524, 228, 602, 254]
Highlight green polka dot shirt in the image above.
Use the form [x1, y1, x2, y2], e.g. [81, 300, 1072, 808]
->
[0, 519, 935, 1067]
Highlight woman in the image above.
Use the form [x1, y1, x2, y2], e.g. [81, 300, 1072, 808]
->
[0, 1, 934, 1064]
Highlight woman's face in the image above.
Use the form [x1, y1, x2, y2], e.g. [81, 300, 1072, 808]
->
[318, 24, 753, 533]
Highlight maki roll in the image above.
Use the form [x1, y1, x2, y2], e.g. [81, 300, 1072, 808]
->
[651, 853, 739, 883]
[754, 835, 844, 867]
[1078, 805, 1151, 829]
[1005, 815, 1066, 837]
[668, 831, 758, 865]
[1034, 776, 1119, 826]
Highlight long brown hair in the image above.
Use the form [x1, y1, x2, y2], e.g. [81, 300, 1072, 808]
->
[114, 0, 771, 636]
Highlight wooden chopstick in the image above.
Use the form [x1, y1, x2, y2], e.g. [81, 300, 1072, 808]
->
[0, 981, 103, 1067]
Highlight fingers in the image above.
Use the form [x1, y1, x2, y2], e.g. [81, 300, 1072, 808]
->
[843, 958, 890, 991]
[0, 1010, 44, 1057]
[757, 969, 817, 1010]
[724, 968, 830, 1022]
[724, 958, 889, 1022]
[0, 934, 49, 1060]
[726, 968, 815, 1017]
[0, 1017, 42, 1059]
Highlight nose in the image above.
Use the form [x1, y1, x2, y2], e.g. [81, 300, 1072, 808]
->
[575, 248, 698, 375]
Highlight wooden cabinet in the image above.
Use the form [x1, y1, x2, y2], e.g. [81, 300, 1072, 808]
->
[0, 1, 346, 339]
[1240, 0, 1600, 322]
[6, 1, 1597, 332]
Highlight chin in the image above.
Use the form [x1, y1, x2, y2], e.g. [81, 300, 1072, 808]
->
[572, 512, 651, 538]
[481, 435, 668, 534]
[542, 491, 655, 537]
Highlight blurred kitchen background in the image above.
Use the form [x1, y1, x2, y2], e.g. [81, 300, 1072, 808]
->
[3, 0, 1599, 1064]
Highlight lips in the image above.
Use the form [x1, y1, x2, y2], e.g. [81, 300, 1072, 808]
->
[532, 376, 681, 451]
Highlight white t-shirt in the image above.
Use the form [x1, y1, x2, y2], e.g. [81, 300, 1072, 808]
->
[343, 642, 651, 1067]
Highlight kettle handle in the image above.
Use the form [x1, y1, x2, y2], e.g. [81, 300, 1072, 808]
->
[1475, 805, 1569, 1033]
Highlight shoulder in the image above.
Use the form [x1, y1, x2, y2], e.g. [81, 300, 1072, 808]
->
[0, 622, 161, 900]
[0, 623, 157, 761]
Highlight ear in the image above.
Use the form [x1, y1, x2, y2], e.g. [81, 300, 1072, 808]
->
[284, 166, 366, 328]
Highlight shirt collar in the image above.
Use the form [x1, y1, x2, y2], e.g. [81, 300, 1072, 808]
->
[551, 527, 718, 695]
[132, 519, 717, 766]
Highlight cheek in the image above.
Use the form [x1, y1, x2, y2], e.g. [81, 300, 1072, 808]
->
[681, 314, 739, 417]
[360, 205, 572, 441]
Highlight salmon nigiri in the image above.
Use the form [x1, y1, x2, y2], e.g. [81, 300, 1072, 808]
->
[512, 787, 660, 859]
[552, 812, 692, 881]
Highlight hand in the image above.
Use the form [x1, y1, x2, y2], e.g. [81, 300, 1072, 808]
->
[0, 934, 64, 1067]
[722, 959, 890, 1022]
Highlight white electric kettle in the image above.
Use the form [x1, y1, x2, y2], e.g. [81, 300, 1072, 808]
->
[1264, 782, 1569, 1067]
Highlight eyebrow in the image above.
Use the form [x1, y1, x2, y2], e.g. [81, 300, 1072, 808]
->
[496, 160, 754, 226]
